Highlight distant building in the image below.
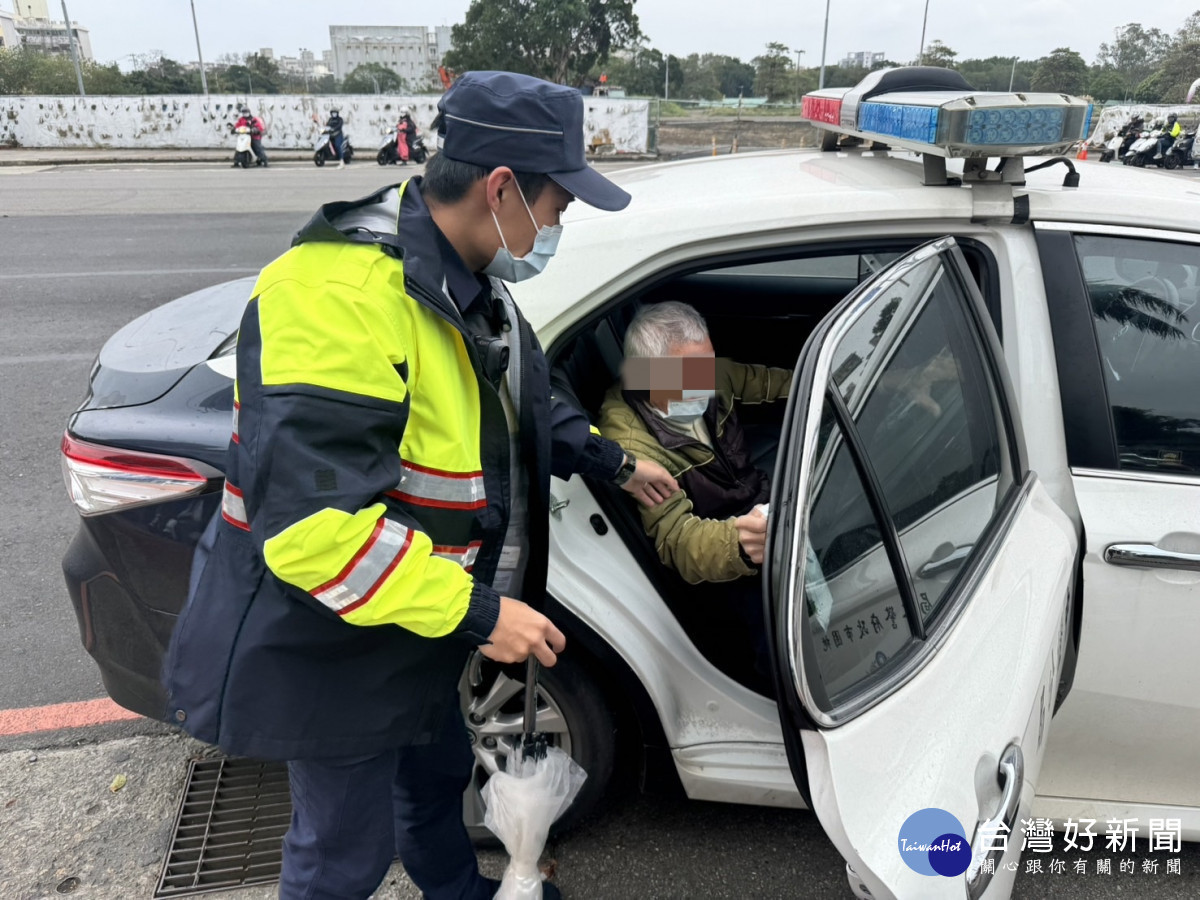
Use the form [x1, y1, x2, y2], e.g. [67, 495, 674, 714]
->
[839, 51, 886, 69]
[328, 25, 452, 90]
[12, 0, 48, 18]
[1, 0, 92, 59]
[0, 9, 19, 50]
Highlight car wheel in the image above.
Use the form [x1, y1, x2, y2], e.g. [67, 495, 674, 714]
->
[819, 128, 838, 152]
[459, 650, 615, 844]
[314, 153, 325, 167]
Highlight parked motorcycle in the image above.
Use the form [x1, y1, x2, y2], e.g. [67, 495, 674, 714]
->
[1099, 133, 1124, 163]
[1164, 131, 1196, 169]
[314, 127, 354, 167]
[377, 129, 429, 166]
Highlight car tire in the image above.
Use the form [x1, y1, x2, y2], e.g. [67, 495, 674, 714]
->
[819, 128, 838, 152]
[459, 650, 616, 845]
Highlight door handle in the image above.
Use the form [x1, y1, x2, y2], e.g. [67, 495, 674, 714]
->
[1104, 543, 1200, 573]
[966, 743, 1024, 900]
[918, 543, 973, 579]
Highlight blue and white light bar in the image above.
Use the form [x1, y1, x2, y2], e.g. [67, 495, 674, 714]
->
[802, 67, 1092, 159]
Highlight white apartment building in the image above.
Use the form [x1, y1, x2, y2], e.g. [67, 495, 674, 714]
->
[1, 0, 92, 59]
[839, 51, 886, 69]
[328, 25, 452, 90]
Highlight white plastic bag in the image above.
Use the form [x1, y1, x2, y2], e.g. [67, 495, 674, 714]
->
[482, 744, 587, 900]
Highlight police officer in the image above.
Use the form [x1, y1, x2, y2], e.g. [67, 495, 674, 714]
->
[1156, 113, 1183, 161]
[164, 71, 678, 900]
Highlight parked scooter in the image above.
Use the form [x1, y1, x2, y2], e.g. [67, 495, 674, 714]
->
[1164, 131, 1196, 169]
[314, 128, 354, 167]
[377, 130, 429, 165]
[1122, 129, 1162, 167]
[232, 126, 258, 169]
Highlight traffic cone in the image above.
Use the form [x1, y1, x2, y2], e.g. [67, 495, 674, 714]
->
[1076, 143, 1088, 160]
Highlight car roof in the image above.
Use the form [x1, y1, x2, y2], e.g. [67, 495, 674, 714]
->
[514, 149, 1200, 330]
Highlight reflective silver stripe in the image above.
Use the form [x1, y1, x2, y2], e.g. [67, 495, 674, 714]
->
[313, 519, 411, 614]
[221, 482, 249, 530]
[432, 542, 481, 571]
[443, 113, 563, 136]
[392, 461, 486, 509]
[231, 401, 240, 443]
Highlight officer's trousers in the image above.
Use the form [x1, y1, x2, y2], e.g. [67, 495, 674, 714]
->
[279, 698, 493, 900]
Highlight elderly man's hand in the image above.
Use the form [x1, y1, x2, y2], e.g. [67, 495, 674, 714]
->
[735, 507, 768, 565]
[621, 458, 679, 507]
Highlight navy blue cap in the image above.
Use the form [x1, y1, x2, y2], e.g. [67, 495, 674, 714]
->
[436, 71, 631, 211]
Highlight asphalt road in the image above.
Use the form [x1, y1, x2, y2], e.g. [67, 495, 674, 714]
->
[1, 160, 1198, 899]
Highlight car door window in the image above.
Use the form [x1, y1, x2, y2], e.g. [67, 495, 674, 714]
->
[798, 246, 1018, 714]
[1075, 235, 1200, 474]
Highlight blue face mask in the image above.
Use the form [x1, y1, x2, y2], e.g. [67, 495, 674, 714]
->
[483, 181, 563, 283]
[653, 390, 714, 424]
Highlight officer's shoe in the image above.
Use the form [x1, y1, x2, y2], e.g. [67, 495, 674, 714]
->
[484, 878, 562, 899]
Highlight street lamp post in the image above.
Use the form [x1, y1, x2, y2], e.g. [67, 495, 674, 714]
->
[59, 0, 85, 97]
[795, 49, 804, 104]
[189, 0, 209, 95]
[1009, 56, 1017, 91]
[918, 0, 931, 64]
[664, 53, 670, 101]
[818, 0, 831, 89]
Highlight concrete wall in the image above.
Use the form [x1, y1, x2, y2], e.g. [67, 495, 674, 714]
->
[0, 94, 653, 153]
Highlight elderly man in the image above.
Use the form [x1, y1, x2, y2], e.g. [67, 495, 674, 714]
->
[598, 301, 793, 585]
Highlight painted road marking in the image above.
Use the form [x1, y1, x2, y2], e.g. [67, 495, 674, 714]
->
[0, 267, 259, 280]
[0, 697, 142, 737]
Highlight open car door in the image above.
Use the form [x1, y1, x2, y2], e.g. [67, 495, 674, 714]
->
[765, 237, 1079, 899]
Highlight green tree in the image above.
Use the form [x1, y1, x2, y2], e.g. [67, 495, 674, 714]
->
[956, 56, 1034, 91]
[920, 40, 958, 68]
[1135, 13, 1200, 103]
[445, 0, 641, 85]
[678, 52, 720, 100]
[125, 55, 199, 94]
[1032, 47, 1088, 94]
[343, 62, 406, 94]
[752, 41, 792, 100]
[1095, 23, 1170, 99]
[711, 55, 756, 98]
[1087, 67, 1127, 102]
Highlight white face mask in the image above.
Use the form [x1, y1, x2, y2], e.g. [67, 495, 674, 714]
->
[482, 181, 563, 283]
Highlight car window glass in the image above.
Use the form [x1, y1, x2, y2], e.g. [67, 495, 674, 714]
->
[1076, 235, 1200, 475]
[824, 253, 1012, 626]
[804, 404, 913, 709]
[712, 252, 905, 283]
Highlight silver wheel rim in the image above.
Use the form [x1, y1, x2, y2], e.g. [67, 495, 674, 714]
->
[458, 652, 573, 829]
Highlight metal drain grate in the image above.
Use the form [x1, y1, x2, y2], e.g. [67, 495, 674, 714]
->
[154, 757, 292, 897]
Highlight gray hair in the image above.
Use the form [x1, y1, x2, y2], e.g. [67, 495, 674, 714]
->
[624, 301, 710, 358]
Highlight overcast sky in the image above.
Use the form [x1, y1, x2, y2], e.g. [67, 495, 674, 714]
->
[28, 1, 1200, 69]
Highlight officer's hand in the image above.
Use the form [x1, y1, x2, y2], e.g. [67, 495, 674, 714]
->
[480, 597, 566, 667]
[621, 458, 680, 507]
[735, 507, 767, 565]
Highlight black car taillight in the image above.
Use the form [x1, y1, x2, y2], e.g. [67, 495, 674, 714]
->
[61, 433, 218, 517]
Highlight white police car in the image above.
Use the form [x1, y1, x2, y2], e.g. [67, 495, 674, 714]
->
[62, 68, 1199, 899]
[511, 68, 1198, 899]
